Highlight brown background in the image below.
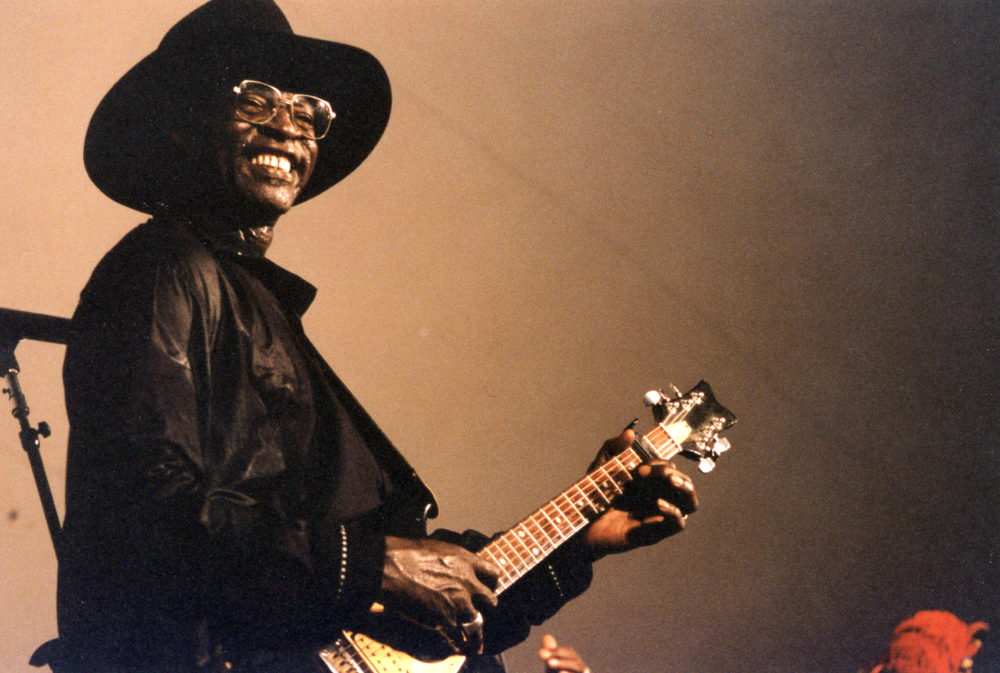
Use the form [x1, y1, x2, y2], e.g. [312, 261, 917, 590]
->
[1, 2, 997, 672]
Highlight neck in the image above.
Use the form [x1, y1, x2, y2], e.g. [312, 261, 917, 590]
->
[229, 224, 275, 257]
[162, 211, 277, 257]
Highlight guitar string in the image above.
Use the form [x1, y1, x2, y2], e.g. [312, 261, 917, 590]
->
[327, 635, 375, 673]
[487, 405, 695, 590]
[323, 424, 690, 669]
[489, 452, 642, 590]
[482, 400, 703, 592]
[319, 396, 716, 671]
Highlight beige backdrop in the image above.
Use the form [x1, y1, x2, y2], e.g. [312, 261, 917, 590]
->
[1, 2, 997, 673]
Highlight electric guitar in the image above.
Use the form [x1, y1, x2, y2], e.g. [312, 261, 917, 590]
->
[317, 381, 736, 673]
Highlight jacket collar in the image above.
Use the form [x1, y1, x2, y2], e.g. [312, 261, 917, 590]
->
[160, 215, 318, 317]
[223, 252, 318, 318]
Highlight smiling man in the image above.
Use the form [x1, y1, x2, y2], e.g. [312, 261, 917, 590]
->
[208, 79, 323, 227]
[54, 2, 699, 673]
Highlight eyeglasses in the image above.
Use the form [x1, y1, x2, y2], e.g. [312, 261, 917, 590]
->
[232, 80, 335, 140]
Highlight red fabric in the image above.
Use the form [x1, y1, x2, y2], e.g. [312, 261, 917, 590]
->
[871, 610, 988, 673]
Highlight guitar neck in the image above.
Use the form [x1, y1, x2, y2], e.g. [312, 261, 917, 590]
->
[480, 422, 683, 593]
[320, 383, 733, 673]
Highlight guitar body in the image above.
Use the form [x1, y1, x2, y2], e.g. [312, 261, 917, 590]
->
[319, 631, 465, 673]
[315, 382, 736, 673]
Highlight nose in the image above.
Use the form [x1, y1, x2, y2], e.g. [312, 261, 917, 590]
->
[262, 102, 302, 139]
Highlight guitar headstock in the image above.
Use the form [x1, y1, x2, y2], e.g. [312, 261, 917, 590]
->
[639, 380, 737, 473]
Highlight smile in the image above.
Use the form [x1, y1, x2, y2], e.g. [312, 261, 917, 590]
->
[250, 152, 293, 176]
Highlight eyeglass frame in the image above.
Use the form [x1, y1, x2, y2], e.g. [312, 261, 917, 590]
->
[231, 79, 336, 140]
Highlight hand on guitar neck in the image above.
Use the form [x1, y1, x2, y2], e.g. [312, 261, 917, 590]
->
[374, 429, 699, 656]
[583, 428, 699, 559]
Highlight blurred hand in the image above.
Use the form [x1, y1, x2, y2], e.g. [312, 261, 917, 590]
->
[539, 634, 591, 673]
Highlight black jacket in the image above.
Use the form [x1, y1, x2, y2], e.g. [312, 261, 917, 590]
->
[56, 218, 591, 673]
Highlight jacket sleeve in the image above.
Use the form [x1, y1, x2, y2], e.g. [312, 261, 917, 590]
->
[428, 528, 593, 654]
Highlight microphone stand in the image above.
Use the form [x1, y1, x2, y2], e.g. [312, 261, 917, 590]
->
[0, 308, 73, 562]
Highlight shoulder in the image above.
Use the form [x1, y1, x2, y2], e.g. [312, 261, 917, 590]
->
[99, 219, 217, 277]
[74, 220, 232, 335]
[84, 220, 223, 299]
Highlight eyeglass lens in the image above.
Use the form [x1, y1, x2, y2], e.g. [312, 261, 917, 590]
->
[234, 81, 334, 140]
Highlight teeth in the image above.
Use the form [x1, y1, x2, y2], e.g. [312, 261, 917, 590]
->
[251, 153, 292, 173]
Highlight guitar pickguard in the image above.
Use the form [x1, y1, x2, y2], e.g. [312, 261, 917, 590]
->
[319, 631, 465, 673]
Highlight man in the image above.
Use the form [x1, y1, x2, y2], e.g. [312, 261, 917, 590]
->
[53, 1, 698, 672]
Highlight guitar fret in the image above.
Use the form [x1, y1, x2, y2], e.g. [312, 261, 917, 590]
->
[549, 495, 585, 535]
[481, 545, 504, 570]
[555, 491, 589, 528]
[532, 510, 555, 541]
[623, 452, 638, 468]
[525, 512, 556, 553]
[537, 508, 562, 544]
[513, 522, 546, 560]
[486, 444, 688, 591]
[593, 464, 626, 498]
[511, 527, 538, 563]
[321, 635, 376, 673]
[582, 474, 612, 506]
[489, 537, 510, 563]
[496, 534, 530, 575]
[568, 484, 593, 514]
[507, 526, 535, 562]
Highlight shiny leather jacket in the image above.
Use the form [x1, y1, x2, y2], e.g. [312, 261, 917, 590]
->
[56, 218, 591, 673]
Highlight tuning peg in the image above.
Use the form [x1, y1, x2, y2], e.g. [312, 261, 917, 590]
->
[643, 390, 665, 407]
[643, 390, 670, 422]
[697, 438, 731, 473]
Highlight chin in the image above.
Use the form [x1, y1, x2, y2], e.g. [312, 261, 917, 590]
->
[234, 182, 301, 219]
[257, 193, 297, 215]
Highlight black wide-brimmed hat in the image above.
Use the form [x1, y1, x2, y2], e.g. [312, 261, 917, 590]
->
[84, 0, 391, 213]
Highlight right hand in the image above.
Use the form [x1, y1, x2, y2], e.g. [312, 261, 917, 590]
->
[381, 536, 500, 654]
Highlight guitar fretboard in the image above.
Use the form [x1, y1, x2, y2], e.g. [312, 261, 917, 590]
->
[318, 382, 734, 673]
[480, 421, 683, 592]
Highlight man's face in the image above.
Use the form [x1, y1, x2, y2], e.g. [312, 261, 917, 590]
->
[209, 85, 320, 218]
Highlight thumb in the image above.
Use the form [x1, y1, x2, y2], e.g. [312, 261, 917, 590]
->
[590, 428, 636, 471]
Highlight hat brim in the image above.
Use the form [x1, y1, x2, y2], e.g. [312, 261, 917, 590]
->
[85, 29, 391, 213]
